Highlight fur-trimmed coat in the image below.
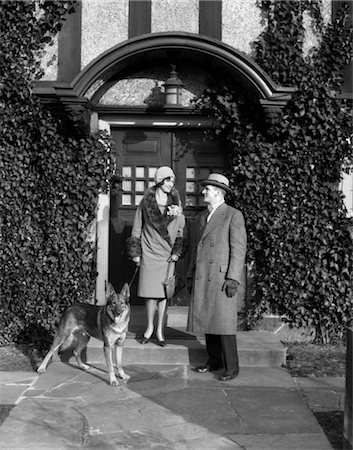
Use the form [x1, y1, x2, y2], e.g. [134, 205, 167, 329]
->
[187, 203, 247, 335]
[127, 187, 185, 299]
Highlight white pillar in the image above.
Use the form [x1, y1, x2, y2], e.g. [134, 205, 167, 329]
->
[95, 192, 110, 304]
[95, 119, 111, 304]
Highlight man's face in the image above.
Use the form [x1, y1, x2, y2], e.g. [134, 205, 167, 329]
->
[202, 185, 219, 205]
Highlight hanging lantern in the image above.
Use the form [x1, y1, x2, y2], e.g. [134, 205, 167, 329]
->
[163, 65, 184, 106]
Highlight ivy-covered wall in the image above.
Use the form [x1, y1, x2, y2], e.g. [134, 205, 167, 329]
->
[0, 1, 113, 348]
[196, 0, 353, 343]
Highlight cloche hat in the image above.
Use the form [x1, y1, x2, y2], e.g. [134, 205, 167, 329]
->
[154, 166, 175, 184]
[200, 173, 233, 195]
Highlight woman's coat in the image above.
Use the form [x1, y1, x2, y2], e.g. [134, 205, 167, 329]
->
[131, 207, 185, 298]
[187, 203, 247, 335]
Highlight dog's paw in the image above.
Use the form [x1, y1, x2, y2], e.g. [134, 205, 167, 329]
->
[109, 379, 119, 387]
[119, 371, 130, 381]
[78, 363, 90, 371]
[37, 367, 46, 375]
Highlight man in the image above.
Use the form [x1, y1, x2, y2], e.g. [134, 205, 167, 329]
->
[187, 173, 247, 381]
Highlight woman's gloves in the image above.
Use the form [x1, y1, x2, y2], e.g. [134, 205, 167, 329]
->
[134, 254, 179, 265]
[132, 256, 140, 266]
[168, 254, 179, 262]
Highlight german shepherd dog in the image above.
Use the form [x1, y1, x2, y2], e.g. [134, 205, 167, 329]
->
[37, 283, 130, 387]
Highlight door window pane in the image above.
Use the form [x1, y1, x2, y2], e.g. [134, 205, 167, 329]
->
[122, 166, 132, 177]
[135, 181, 145, 192]
[122, 180, 132, 191]
[122, 194, 132, 206]
[186, 196, 197, 206]
[135, 194, 144, 205]
[186, 181, 195, 192]
[136, 167, 145, 178]
[186, 168, 195, 178]
[149, 167, 157, 179]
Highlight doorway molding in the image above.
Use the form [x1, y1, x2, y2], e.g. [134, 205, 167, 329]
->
[34, 32, 295, 127]
[73, 32, 294, 107]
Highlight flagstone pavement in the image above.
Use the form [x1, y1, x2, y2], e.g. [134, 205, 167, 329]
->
[0, 362, 344, 449]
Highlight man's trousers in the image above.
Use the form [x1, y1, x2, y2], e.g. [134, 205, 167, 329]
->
[205, 333, 239, 373]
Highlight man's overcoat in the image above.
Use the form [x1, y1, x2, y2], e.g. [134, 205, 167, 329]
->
[187, 203, 247, 335]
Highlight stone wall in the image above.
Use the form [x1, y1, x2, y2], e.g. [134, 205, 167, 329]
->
[98, 66, 218, 107]
[81, 0, 129, 68]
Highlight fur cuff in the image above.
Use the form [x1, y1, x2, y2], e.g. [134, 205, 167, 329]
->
[172, 237, 184, 257]
[126, 237, 142, 259]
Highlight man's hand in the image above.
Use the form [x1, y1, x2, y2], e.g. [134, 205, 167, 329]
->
[222, 279, 239, 298]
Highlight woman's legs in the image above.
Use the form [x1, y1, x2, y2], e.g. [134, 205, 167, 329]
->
[156, 299, 167, 341]
[144, 299, 157, 339]
[143, 298, 167, 342]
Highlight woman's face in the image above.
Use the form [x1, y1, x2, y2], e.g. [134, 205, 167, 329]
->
[160, 176, 175, 193]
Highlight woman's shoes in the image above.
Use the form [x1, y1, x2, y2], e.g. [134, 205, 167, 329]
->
[141, 337, 166, 346]
[141, 328, 154, 344]
[157, 339, 166, 347]
[156, 331, 166, 347]
[140, 330, 167, 346]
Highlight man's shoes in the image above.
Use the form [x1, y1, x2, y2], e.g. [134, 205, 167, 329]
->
[194, 364, 222, 373]
[218, 370, 239, 381]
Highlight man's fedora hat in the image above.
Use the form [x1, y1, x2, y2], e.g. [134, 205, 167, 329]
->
[200, 173, 233, 195]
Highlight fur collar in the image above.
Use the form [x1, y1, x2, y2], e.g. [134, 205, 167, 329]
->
[140, 186, 181, 246]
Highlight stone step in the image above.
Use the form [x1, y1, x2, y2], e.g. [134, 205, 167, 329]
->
[130, 306, 188, 328]
[80, 331, 286, 367]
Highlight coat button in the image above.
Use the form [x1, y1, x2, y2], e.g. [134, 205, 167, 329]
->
[210, 260, 214, 263]
[208, 277, 212, 281]
[210, 243, 214, 247]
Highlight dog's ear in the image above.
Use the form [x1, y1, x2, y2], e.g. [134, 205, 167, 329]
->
[120, 283, 130, 301]
[106, 283, 116, 297]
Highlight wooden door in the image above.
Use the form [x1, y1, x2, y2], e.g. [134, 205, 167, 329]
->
[109, 127, 227, 305]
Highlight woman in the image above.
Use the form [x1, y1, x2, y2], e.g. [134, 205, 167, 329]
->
[127, 166, 185, 346]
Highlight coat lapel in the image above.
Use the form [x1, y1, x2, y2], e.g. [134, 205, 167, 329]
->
[200, 203, 227, 241]
[196, 210, 208, 242]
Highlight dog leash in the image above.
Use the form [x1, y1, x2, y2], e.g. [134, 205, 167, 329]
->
[129, 265, 139, 288]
